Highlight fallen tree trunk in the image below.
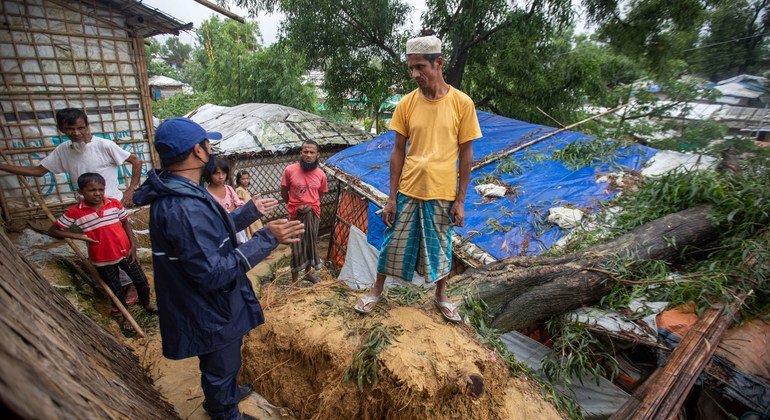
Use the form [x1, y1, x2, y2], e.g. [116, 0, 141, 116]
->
[455, 205, 719, 332]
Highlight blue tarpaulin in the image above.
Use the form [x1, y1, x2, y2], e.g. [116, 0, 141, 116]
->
[326, 111, 656, 260]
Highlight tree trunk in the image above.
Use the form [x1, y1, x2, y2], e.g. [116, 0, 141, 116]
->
[455, 205, 718, 332]
[444, 40, 468, 88]
[0, 227, 179, 419]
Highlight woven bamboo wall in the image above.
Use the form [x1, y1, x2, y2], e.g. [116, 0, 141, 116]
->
[230, 150, 341, 231]
[0, 0, 156, 220]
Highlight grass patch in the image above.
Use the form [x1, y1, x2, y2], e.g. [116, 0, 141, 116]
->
[386, 284, 425, 306]
[259, 254, 292, 284]
[128, 304, 160, 332]
[345, 323, 400, 390]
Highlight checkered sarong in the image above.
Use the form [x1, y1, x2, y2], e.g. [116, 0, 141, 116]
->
[377, 192, 453, 282]
[290, 209, 321, 272]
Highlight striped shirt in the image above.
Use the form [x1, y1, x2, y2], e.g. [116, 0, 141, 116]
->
[56, 198, 131, 266]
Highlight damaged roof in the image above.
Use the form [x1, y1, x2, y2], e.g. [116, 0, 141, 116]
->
[187, 103, 372, 156]
[96, 0, 193, 37]
[326, 111, 659, 262]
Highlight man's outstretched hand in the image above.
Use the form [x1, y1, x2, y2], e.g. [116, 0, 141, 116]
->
[252, 194, 279, 215]
[266, 219, 304, 244]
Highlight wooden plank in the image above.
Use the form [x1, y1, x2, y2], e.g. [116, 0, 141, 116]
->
[610, 292, 751, 420]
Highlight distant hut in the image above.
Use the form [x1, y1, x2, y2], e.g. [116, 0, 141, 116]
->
[148, 75, 191, 100]
[0, 0, 191, 221]
[188, 103, 372, 231]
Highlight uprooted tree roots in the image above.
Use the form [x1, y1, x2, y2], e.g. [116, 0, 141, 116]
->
[238, 205, 725, 418]
[239, 283, 561, 420]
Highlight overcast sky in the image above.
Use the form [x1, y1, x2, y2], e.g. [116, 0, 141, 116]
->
[143, 0, 427, 46]
[143, 0, 587, 47]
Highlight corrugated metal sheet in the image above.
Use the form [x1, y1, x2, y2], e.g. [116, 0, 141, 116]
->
[187, 103, 372, 156]
[661, 102, 770, 129]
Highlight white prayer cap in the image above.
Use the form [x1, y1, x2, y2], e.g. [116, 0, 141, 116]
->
[406, 35, 442, 55]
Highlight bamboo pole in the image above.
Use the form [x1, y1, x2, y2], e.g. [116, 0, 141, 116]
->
[610, 291, 751, 420]
[0, 24, 134, 42]
[0, 149, 146, 337]
[536, 106, 564, 128]
[471, 105, 626, 171]
[0, 139, 149, 155]
[132, 35, 160, 168]
[191, 0, 246, 23]
[0, 90, 142, 96]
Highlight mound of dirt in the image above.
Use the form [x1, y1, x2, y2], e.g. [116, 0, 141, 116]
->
[241, 281, 559, 419]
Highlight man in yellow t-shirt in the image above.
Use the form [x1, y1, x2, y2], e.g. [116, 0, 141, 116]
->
[354, 33, 482, 322]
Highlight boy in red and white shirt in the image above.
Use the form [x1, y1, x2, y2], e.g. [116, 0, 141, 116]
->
[48, 172, 156, 332]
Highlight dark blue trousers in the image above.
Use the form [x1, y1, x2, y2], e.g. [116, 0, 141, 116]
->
[198, 337, 243, 420]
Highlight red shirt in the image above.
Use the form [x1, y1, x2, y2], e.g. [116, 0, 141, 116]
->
[56, 197, 130, 265]
[281, 163, 328, 219]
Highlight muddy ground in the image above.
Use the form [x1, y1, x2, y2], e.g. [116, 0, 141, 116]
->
[10, 210, 558, 419]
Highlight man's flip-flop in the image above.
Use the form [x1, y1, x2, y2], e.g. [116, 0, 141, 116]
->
[354, 294, 382, 314]
[435, 299, 462, 323]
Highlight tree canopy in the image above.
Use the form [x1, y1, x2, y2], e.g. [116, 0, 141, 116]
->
[184, 16, 316, 111]
[688, 0, 770, 80]
[231, 0, 618, 123]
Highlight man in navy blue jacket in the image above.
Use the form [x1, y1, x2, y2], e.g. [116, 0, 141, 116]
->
[134, 117, 304, 420]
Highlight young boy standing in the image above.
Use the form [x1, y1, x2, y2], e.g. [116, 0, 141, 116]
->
[48, 172, 157, 331]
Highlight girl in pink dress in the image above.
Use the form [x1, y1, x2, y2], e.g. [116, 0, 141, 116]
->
[204, 157, 249, 243]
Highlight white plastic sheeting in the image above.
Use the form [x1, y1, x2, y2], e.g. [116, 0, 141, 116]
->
[547, 206, 585, 229]
[715, 74, 768, 100]
[501, 331, 631, 419]
[187, 103, 371, 155]
[474, 183, 507, 198]
[337, 225, 426, 289]
[565, 298, 669, 347]
[659, 101, 770, 129]
[641, 150, 717, 177]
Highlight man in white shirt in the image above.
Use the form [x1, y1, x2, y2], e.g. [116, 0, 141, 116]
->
[0, 108, 143, 206]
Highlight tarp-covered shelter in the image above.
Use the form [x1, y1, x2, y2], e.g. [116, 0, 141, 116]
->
[0, 0, 192, 221]
[324, 111, 656, 271]
[188, 103, 372, 230]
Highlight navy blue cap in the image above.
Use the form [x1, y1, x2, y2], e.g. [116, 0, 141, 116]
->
[154, 117, 222, 159]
